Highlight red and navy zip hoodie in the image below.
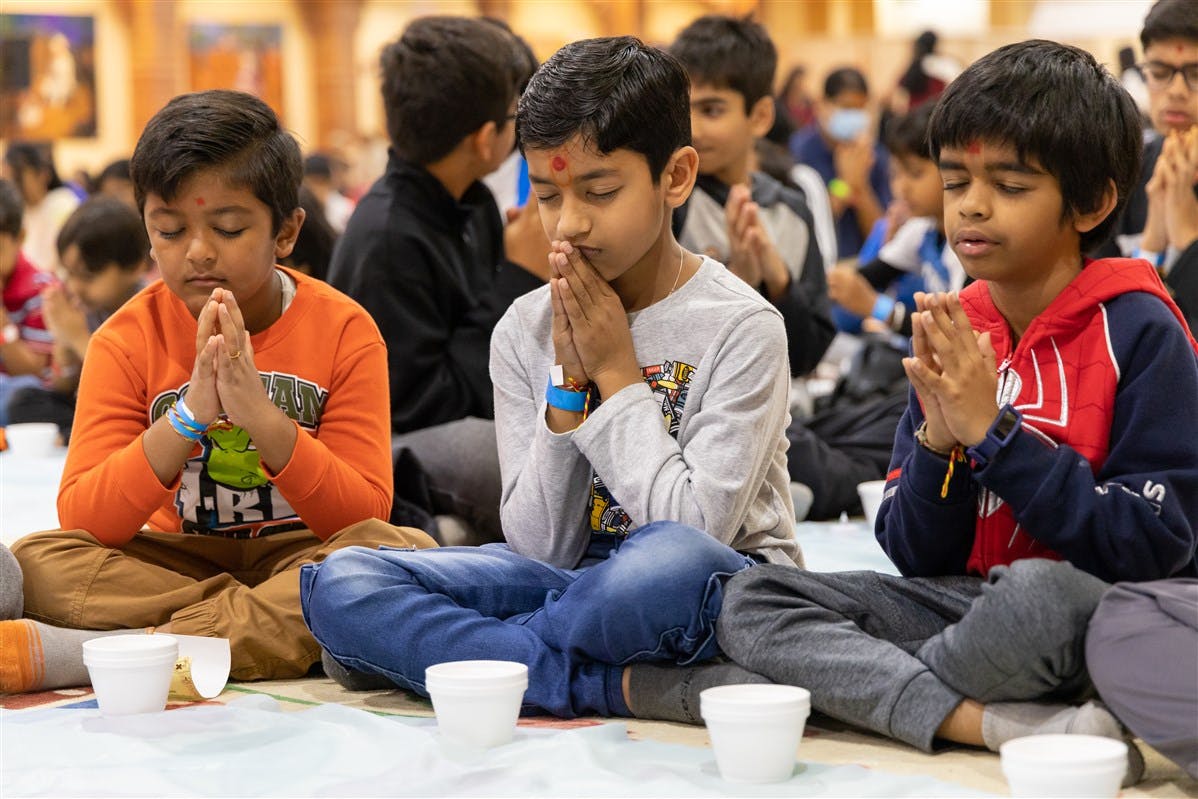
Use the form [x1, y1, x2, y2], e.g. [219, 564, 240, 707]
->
[877, 258, 1198, 583]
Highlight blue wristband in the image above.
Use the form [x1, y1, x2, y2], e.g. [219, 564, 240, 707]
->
[167, 406, 204, 441]
[545, 378, 588, 412]
[174, 397, 207, 432]
[870, 294, 896, 322]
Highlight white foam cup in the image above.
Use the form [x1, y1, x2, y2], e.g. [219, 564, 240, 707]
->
[1000, 734, 1128, 798]
[425, 660, 528, 748]
[700, 684, 811, 783]
[857, 479, 887, 528]
[3, 423, 60, 457]
[81, 634, 178, 716]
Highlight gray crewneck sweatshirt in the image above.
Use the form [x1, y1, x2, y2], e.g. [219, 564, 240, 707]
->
[490, 256, 802, 569]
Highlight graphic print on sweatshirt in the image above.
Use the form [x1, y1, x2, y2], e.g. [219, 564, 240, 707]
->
[149, 372, 328, 537]
[969, 307, 1122, 572]
[588, 359, 696, 535]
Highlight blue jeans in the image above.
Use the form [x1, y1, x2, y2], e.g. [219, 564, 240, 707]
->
[299, 521, 755, 718]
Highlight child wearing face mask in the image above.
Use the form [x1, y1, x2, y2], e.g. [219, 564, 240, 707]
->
[789, 67, 893, 260]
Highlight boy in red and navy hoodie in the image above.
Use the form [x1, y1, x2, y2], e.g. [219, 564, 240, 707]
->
[712, 41, 1198, 776]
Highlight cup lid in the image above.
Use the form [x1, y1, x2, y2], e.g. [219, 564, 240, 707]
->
[1000, 734, 1129, 767]
[700, 683, 811, 716]
[82, 634, 178, 661]
[425, 660, 528, 690]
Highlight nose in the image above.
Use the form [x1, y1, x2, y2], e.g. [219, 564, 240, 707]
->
[957, 182, 990, 220]
[555, 196, 591, 242]
[185, 232, 217, 266]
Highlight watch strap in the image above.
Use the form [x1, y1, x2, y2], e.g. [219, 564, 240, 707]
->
[967, 404, 1022, 468]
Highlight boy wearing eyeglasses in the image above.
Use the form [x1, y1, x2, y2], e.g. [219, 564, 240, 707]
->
[1108, 2, 1197, 276]
[1135, 0, 1198, 333]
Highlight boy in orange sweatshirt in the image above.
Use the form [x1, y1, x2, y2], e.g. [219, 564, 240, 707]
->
[1, 90, 434, 693]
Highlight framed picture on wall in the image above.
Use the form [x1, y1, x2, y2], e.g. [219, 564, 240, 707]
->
[0, 13, 97, 139]
[189, 23, 285, 119]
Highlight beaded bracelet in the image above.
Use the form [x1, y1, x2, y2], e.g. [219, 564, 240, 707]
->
[166, 405, 204, 441]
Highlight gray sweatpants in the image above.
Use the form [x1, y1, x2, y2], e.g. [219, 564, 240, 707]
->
[717, 558, 1109, 751]
[1086, 580, 1198, 778]
[392, 416, 504, 545]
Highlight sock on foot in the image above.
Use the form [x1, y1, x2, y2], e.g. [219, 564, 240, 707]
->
[320, 649, 395, 691]
[626, 660, 772, 725]
[982, 700, 1144, 786]
[0, 620, 145, 694]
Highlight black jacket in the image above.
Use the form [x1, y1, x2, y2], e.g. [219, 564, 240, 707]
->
[328, 152, 542, 434]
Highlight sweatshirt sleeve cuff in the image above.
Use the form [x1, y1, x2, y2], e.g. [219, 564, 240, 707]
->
[905, 440, 973, 503]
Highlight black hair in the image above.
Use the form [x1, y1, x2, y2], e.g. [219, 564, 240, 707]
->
[1118, 46, 1137, 73]
[669, 14, 776, 109]
[823, 67, 869, 100]
[0, 178, 23, 237]
[481, 17, 539, 94]
[304, 153, 333, 180]
[380, 16, 519, 165]
[280, 185, 337, 282]
[1140, 0, 1198, 50]
[883, 101, 936, 160]
[96, 158, 131, 187]
[779, 65, 805, 98]
[929, 40, 1141, 253]
[899, 30, 939, 97]
[4, 141, 65, 193]
[754, 138, 799, 190]
[130, 89, 301, 235]
[56, 197, 149, 272]
[518, 36, 690, 180]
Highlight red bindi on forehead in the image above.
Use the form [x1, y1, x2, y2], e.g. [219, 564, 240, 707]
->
[967, 141, 982, 155]
[196, 197, 205, 206]
[551, 156, 567, 172]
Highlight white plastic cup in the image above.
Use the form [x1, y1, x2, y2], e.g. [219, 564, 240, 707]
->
[701, 684, 810, 783]
[857, 480, 887, 528]
[425, 660, 528, 748]
[3, 423, 60, 457]
[1000, 734, 1128, 798]
[82, 634, 178, 716]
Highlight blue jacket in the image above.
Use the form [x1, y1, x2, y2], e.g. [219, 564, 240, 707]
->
[877, 258, 1198, 583]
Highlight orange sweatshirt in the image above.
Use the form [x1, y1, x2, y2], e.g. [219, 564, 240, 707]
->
[58, 268, 392, 546]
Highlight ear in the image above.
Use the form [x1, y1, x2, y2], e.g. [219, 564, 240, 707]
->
[1072, 178, 1119, 236]
[273, 207, 306, 260]
[472, 120, 500, 167]
[748, 95, 775, 138]
[661, 145, 700, 210]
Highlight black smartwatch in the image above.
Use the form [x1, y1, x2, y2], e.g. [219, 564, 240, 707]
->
[966, 404, 1022, 468]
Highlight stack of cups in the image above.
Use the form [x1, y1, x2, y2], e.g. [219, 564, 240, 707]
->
[81, 634, 179, 716]
[425, 660, 528, 748]
[1000, 734, 1129, 798]
[700, 684, 811, 783]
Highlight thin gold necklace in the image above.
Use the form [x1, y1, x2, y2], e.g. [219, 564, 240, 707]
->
[668, 245, 685, 297]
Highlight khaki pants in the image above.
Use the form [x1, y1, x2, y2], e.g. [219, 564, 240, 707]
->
[12, 519, 437, 681]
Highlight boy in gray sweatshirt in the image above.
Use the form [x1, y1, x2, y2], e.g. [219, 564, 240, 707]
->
[300, 35, 800, 719]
